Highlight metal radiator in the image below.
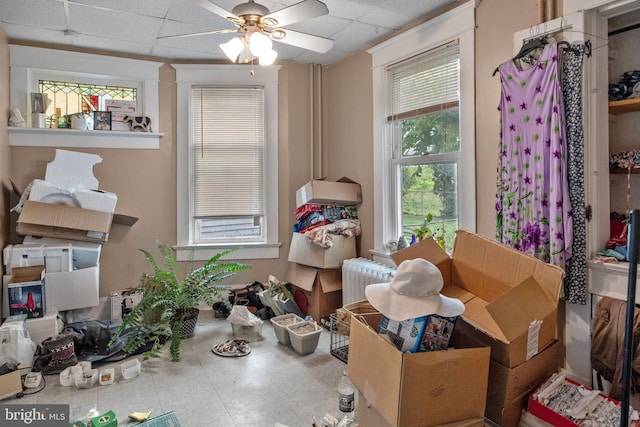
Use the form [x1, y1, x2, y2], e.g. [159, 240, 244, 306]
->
[341, 258, 396, 305]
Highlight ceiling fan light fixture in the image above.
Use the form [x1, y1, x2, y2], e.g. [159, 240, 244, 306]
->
[249, 31, 272, 57]
[220, 36, 245, 62]
[258, 49, 277, 66]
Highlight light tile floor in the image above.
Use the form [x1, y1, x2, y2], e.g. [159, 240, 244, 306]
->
[5, 309, 348, 426]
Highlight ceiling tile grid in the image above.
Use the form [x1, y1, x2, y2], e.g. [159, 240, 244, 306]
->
[0, 0, 456, 64]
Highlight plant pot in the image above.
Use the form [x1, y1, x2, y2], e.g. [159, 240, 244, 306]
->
[286, 321, 322, 356]
[270, 313, 304, 345]
[173, 308, 200, 338]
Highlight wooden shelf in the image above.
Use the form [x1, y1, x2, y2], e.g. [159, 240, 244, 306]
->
[611, 168, 640, 174]
[8, 127, 164, 149]
[609, 98, 640, 114]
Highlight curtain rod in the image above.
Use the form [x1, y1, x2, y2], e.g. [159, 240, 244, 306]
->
[609, 22, 640, 36]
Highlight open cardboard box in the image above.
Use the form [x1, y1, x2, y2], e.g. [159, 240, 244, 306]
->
[391, 230, 564, 368]
[17, 200, 112, 244]
[295, 177, 362, 209]
[13, 149, 137, 244]
[348, 314, 490, 426]
[286, 263, 342, 322]
[287, 232, 356, 269]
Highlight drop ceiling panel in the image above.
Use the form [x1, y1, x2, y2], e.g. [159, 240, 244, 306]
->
[68, 3, 165, 44]
[0, 0, 459, 64]
[331, 20, 394, 52]
[71, 0, 174, 19]
[0, 0, 66, 30]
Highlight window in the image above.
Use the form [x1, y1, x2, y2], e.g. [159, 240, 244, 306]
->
[174, 64, 280, 261]
[191, 87, 265, 242]
[369, 2, 476, 253]
[388, 43, 460, 250]
[9, 45, 162, 148]
[39, 80, 137, 128]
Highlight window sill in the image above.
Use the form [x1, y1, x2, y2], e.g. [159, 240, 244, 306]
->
[174, 242, 281, 261]
[9, 127, 164, 149]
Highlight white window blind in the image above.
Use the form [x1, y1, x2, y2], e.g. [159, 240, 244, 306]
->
[191, 86, 265, 219]
[387, 42, 460, 122]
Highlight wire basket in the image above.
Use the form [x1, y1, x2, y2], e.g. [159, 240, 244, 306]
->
[329, 312, 350, 363]
[330, 302, 381, 363]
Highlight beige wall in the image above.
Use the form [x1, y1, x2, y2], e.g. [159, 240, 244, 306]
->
[7, 60, 314, 295]
[324, 50, 374, 257]
[2, 0, 562, 300]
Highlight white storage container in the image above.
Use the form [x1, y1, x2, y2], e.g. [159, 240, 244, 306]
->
[286, 321, 322, 356]
[121, 358, 141, 379]
[270, 313, 304, 346]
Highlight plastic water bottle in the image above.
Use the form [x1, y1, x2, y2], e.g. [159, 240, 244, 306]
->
[338, 370, 355, 421]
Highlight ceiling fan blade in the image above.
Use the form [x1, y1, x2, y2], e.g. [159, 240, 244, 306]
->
[274, 29, 333, 53]
[193, 0, 240, 22]
[262, 0, 329, 28]
[158, 29, 237, 40]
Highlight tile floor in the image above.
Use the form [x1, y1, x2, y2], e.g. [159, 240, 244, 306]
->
[5, 309, 349, 426]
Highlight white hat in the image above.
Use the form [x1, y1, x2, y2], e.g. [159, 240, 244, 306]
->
[365, 258, 465, 322]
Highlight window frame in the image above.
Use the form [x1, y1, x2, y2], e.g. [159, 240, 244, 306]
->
[173, 64, 281, 261]
[368, 2, 477, 253]
[9, 45, 160, 127]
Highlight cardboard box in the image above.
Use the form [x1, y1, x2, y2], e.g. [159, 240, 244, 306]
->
[286, 263, 342, 322]
[357, 393, 486, 427]
[45, 266, 100, 312]
[23, 236, 102, 269]
[288, 232, 356, 269]
[26, 312, 61, 345]
[2, 243, 45, 275]
[348, 316, 491, 426]
[28, 179, 118, 214]
[110, 289, 143, 322]
[17, 200, 113, 243]
[295, 177, 362, 208]
[390, 230, 564, 368]
[0, 370, 22, 401]
[3, 240, 102, 314]
[484, 339, 562, 427]
[3, 243, 73, 274]
[8, 266, 45, 319]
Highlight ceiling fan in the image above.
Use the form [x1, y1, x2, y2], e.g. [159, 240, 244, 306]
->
[160, 0, 334, 65]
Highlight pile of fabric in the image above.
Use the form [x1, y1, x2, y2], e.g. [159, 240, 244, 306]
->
[608, 70, 640, 101]
[294, 203, 360, 248]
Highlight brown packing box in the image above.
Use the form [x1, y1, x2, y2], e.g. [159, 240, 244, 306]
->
[348, 316, 491, 426]
[286, 263, 342, 322]
[357, 392, 486, 427]
[17, 200, 113, 243]
[0, 369, 22, 400]
[391, 230, 564, 368]
[287, 232, 356, 269]
[295, 177, 362, 208]
[474, 325, 562, 425]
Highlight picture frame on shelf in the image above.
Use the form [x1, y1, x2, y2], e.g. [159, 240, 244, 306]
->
[94, 111, 112, 131]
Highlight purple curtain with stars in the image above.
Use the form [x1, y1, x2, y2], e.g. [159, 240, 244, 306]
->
[495, 43, 573, 270]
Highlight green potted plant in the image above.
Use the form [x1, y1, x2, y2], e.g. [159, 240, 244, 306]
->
[112, 241, 250, 361]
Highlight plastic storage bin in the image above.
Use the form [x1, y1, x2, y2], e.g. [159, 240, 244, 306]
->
[286, 321, 322, 356]
[121, 358, 141, 380]
[270, 313, 304, 345]
[99, 368, 114, 385]
[231, 322, 264, 339]
[75, 369, 98, 389]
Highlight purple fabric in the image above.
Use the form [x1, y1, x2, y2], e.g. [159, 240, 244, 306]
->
[495, 43, 573, 269]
